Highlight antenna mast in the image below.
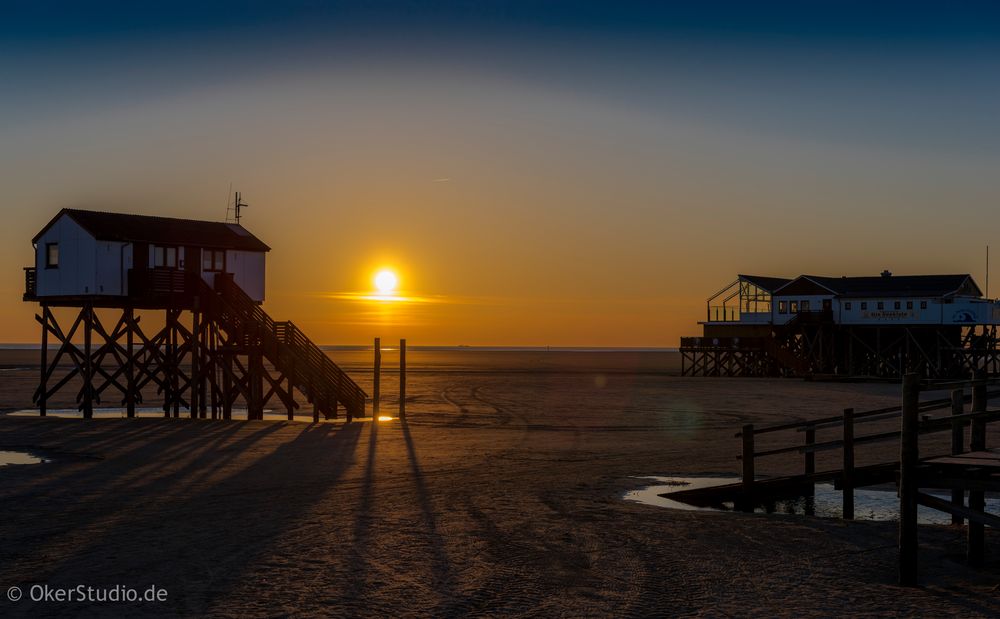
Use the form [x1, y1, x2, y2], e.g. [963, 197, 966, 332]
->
[234, 191, 249, 225]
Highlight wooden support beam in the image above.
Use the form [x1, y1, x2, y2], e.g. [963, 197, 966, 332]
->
[843, 408, 855, 520]
[82, 305, 93, 419]
[399, 338, 406, 418]
[951, 388, 964, 524]
[740, 423, 755, 512]
[899, 372, 920, 586]
[374, 337, 381, 415]
[38, 305, 48, 416]
[969, 379, 987, 566]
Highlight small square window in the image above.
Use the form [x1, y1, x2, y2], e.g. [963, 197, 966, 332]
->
[894, 301, 901, 310]
[877, 301, 885, 310]
[920, 301, 927, 310]
[906, 301, 913, 310]
[800, 300, 810, 311]
[861, 302, 868, 310]
[778, 301, 787, 314]
[845, 302, 852, 310]
[790, 301, 799, 313]
[45, 243, 59, 268]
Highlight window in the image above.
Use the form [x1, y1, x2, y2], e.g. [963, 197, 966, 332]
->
[861, 302, 868, 310]
[845, 302, 852, 310]
[203, 249, 226, 272]
[877, 301, 885, 310]
[920, 301, 927, 310]
[45, 243, 59, 268]
[790, 301, 799, 313]
[153, 245, 178, 269]
[800, 300, 811, 312]
[894, 301, 901, 310]
[778, 301, 787, 314]
[906, 301, 913, 310]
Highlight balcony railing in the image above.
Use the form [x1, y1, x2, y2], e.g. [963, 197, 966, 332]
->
[680, 336, 767, 350]
[707, 305, 739, 322]
[23, 267, 36, 300]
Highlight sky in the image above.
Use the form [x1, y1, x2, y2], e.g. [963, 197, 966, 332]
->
[2, 1, 1000, 346]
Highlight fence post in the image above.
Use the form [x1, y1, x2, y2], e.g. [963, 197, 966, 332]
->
[804, 423, 816, 515]
[951, 388, 965, 525]
[843, 408, 855, 520]
[399, 339, 406, 418]
[899, 372, 920, 586]
[968, 378, 987, 566]
[740, 424, 755, 512]
[373, 337, 381, 416]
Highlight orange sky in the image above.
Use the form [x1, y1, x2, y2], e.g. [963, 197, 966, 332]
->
[2, 8, 999, 346]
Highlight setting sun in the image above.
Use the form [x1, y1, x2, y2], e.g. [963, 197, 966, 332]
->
[374, 270, 398, 294]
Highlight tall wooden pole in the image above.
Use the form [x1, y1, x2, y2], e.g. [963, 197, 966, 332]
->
[740, 424, 755, 513]
[898, 372, 920, 586]
[125, 307, 135, 418]
[82, 305, 93, 419]
[950, 388, 965, 525]
[842, 408, 855, 520]
[968, 378, 987, 566]
[399, 338, 406, 418]
[373, 337, 381, 415]
[191, 302, 200, 419]
[39, 305, 48, 417]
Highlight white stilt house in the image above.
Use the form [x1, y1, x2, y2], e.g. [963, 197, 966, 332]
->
[25, 209, 269, 305]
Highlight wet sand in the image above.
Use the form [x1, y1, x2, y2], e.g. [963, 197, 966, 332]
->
[1, 349, 999, 617]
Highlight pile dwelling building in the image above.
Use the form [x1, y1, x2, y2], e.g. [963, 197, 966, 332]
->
[680, 272, 1000, 378]
[24, 208, 366, 420]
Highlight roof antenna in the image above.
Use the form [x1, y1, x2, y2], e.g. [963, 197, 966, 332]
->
[987, 245, 990, 300]
[234, 191, 248, 225]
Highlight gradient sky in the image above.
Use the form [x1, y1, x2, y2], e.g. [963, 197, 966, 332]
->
[3, 2, 1000, 345]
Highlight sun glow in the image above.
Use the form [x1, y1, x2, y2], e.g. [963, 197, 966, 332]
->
[374, 270, 398, 295]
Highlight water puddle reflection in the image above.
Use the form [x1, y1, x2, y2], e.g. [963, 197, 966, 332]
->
[625, 476, 1000, 525]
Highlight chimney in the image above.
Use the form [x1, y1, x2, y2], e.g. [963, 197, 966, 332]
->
[881, 270, 892, 278]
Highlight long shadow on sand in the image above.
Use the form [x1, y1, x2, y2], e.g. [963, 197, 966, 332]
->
[3, 420, 362, 616]
[399, 414, 457, 610]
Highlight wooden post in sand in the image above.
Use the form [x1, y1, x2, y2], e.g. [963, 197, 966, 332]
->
[842, 408, 855, 520]
[373, 337, 381, 415]
[951, 389, 965, 525]
[740, 424, 754, 512]
[399, 338, 406, 418]
[968, 378, 987, 566]
[899, 372, 920, 586]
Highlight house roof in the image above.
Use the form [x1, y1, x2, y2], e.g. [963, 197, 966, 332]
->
[738, 274, 793, 293]
[775, 274, 980, 298]
[34, 209, 270, 252]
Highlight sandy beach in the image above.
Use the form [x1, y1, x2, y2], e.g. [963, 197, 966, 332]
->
[1, 349, 999, 617]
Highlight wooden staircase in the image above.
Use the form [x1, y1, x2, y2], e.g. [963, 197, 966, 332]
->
[203, 274, 367, 421]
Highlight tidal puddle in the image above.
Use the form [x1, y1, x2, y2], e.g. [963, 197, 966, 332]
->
[0, 450, 50, 466]
[8, 408, 324, 422]
[625, 476, 1000, 525]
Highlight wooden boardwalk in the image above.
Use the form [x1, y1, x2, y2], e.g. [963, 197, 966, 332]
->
[661, 375, 1000, 585]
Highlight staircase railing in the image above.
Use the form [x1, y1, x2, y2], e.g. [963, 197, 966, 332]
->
[203, 274, 367, 420]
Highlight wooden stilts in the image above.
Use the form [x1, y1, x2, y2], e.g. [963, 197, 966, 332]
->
[125, 307, 135, 418]
[39, 305, 48, 417]
[191, 302, 200, 419]
[82, 305, 94, 419]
